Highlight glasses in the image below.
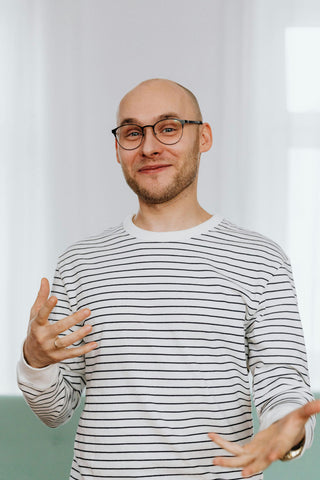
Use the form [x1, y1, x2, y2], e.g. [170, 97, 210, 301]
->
[111, 118, 203, 150]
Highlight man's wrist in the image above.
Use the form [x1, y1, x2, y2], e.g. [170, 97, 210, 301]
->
[281, 436, 305, 461]
[23, 339, 47, 369]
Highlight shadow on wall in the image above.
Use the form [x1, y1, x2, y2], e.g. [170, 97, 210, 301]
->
[0, 394, 319, 480]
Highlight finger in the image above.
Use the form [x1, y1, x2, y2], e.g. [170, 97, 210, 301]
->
[213, 454, 252, 469]
[36, 295, 58, 326]
[30, 278, 50, 318]
[57, 341, 98, 361]
[240, 446, 282, 478]
[54, 324, 93, 349]
[241, 457, 271, 478]
[208, 433, 244, 456]
[52, 308, 91, 336]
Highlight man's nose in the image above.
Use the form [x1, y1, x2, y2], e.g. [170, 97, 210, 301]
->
[140, 126, 162, 156]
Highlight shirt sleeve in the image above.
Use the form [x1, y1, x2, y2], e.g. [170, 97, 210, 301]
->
[16, 266, 86, 428]
[246, 257, 315, 454]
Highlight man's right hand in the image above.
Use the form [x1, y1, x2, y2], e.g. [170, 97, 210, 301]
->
[23, 278, 97, 369]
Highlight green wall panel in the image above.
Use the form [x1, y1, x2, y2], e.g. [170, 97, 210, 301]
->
[0, 396, 83, 480]
[0, 394, 319, 479]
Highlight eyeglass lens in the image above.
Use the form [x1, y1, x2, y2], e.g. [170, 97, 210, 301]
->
[116, 119, 183, 150]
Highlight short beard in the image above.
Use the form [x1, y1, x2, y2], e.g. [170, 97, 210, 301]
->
[122, 149, 200, 205]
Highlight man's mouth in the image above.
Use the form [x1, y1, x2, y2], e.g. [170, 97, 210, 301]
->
[138, 164, 171, 173]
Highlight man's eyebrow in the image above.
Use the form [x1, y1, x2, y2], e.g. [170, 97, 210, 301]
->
[120, 118, 139, 126]
[158, 112, 181, 120]
[119, 112, 181, 126]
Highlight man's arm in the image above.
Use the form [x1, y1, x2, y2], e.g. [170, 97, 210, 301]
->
[209, 257, 318, 476]
[17, 275, 97, 427]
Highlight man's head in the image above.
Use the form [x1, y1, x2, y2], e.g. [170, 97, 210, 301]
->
[114, 78, 212, 205]
[116, 79, 203, 125]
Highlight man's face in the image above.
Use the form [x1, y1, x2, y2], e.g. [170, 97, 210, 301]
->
[115, 81, 206, 205]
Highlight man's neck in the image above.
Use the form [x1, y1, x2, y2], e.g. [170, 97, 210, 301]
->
[133, 196, 212, 232]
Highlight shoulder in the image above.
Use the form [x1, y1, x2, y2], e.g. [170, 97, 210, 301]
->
[56, 221, 128, 268]
[211, 217, 289, 267]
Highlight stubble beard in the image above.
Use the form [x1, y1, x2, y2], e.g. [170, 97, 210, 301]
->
[121, 146, 200, 205]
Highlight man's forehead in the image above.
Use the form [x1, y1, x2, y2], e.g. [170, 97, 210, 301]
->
[119, 112, 183, 126]
[117, 80, 194, 124]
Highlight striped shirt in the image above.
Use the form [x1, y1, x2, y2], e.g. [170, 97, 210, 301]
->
[17, 214, 315, 480]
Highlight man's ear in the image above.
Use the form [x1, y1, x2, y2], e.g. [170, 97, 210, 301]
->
[199, 123, 213, 153]
[115, 140, 121, 164]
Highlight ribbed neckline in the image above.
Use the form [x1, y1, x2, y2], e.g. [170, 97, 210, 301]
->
[123, 213, 223, 241]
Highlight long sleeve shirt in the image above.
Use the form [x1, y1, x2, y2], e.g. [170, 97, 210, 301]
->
[17, 214, 315, 480]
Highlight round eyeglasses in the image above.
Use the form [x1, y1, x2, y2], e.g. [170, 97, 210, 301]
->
[111, 118, 203, 150]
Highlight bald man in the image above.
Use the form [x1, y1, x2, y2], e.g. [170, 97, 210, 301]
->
[17, 79, 320, 480]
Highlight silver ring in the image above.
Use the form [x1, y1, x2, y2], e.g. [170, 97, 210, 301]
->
[54, 338, 60, 349]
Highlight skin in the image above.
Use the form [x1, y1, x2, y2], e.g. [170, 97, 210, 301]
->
[208, 400, 320, 477]
[23, 277, 97, 369]
[23, 78, 320, 476]
[115, 79, 213, 232]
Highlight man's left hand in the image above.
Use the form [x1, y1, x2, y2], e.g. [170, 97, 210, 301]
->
[208, 399, 320, 478]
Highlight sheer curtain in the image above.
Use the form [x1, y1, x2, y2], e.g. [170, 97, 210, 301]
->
[1, 0, 320, 394]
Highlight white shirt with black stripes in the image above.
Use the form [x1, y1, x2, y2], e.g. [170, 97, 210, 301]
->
[17, 214, 315, 480]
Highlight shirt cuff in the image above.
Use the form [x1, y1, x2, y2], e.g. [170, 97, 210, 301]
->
[259, 402, 314, 455]
[17, 351, 59, 390]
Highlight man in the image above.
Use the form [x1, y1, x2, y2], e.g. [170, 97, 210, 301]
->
[17, 79, 320, 480]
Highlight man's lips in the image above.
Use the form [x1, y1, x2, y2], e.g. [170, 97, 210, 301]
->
[138, 164, 172, 173]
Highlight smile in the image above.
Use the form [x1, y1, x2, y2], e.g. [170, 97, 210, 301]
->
[138, 164, 171, 174]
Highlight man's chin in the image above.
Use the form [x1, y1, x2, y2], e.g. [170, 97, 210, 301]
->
[123, 164, 198, 205]
[133, 189, 178, 205]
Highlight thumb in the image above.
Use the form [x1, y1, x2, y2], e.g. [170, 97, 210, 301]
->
[299, 400, 320, 420]
[30, 278, 50, 319]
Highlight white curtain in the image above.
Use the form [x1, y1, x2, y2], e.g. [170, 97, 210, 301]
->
[1, 0, 320, 394]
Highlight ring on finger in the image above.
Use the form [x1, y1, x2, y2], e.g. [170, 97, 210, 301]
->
[54, 338, 61, 349]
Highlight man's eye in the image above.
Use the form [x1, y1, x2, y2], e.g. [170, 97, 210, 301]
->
[124, 129, 142, 139]
[160, 123, 179, 134]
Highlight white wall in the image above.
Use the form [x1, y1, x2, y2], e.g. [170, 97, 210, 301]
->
[1, 0, 320, 393]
